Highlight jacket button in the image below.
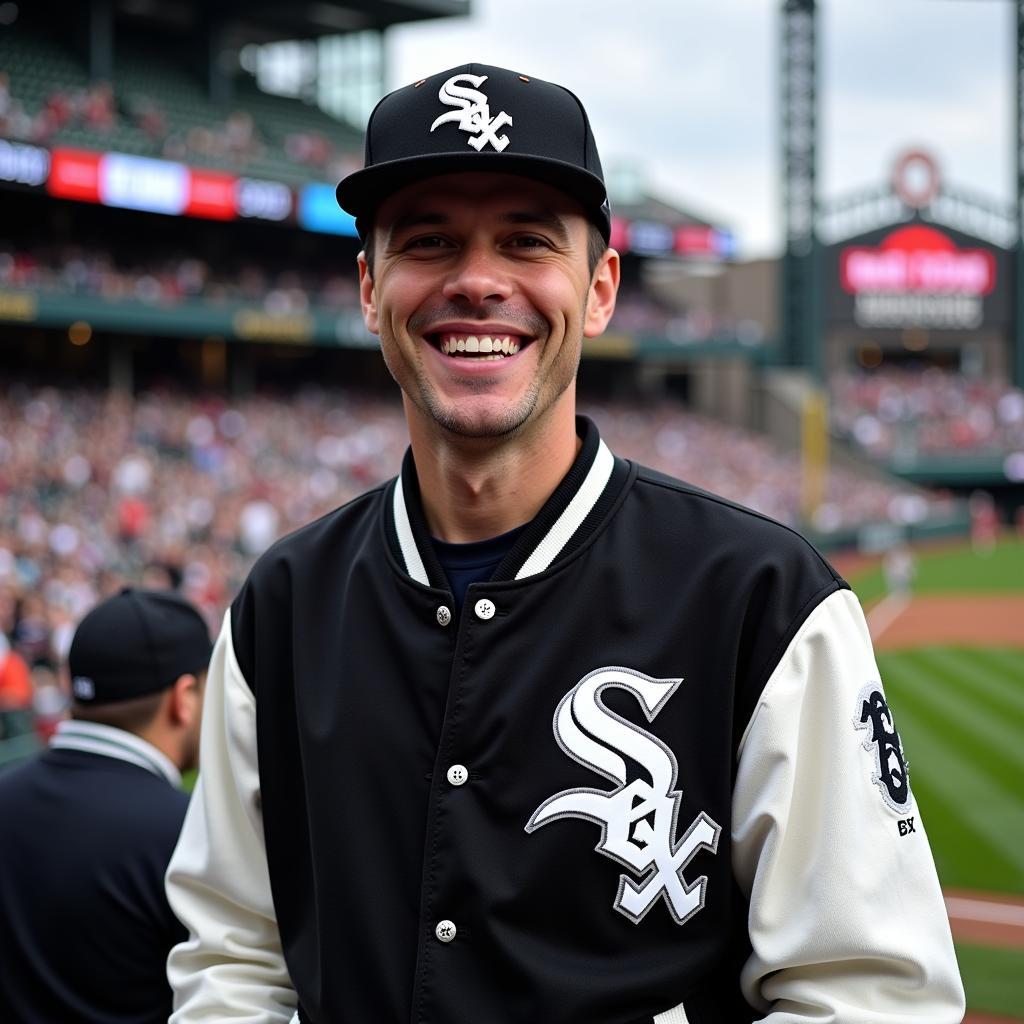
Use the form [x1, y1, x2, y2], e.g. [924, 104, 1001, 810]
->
[474, 598, 495, 620]
[436, 605, 452, 626]
[446, 764, 468, 786]
[435, 919, 456, 943]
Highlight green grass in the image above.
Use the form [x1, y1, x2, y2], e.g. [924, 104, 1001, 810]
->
[850, 537, 1024, 606]
[878, 646, 1024, 896]
[880, 644, 1024, 1018]
[955, 944, 1024, 1019]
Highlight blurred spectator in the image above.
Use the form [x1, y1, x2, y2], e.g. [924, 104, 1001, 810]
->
[82, 81, 115, 132]
[224, 110, 262, 162]
[882, 546, 915, 598]
[129, 94, 167, 141]
[832, 368, 1024, 458]
[286, 130, 333, 167]
[0, 631, 33, 723]
[969, 490, 999, 555]
[0, 71, 11, 123]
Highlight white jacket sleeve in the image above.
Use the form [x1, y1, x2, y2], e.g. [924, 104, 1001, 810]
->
[733, 589, 965, 1023]
[166, 610, 297, 1023]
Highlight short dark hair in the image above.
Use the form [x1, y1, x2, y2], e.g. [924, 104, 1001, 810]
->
[362, 220, 608, 281]
[71, 689, 166, 733]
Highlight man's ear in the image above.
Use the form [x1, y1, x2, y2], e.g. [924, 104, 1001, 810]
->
[584, 247, 620, 339]
[358, 252, 379, 336]
[168, 673, 201, 728]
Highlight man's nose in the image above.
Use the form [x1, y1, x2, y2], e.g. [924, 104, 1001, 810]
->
[441, 243, 512, 306]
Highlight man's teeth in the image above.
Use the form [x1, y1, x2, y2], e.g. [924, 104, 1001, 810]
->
[439, 335, 520, 357]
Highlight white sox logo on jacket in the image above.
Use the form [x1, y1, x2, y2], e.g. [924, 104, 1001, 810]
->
[526, 667, 721, 926]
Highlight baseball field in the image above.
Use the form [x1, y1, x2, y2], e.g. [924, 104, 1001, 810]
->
[839, 536, 1024, 1022]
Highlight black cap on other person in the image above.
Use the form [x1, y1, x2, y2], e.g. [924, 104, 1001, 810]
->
[68, 588, 212, 704]
[336, 63, 610, 243]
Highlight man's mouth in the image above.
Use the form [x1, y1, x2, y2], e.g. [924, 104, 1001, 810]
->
[430, 333, 524, 361]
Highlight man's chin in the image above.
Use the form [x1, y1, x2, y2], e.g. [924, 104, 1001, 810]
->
[428, 400, 535, 441]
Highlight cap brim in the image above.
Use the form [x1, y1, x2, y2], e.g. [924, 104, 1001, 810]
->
[336, 153, 609, 242]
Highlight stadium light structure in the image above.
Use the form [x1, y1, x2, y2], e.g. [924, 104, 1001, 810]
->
[780, 0, 821, 380]
[781, 0, 1024, 389]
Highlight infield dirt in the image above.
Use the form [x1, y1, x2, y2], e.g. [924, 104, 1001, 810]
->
[868, 595, 1024, 651]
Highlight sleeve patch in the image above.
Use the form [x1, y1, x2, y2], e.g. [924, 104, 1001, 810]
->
[853, 683, 912, 813]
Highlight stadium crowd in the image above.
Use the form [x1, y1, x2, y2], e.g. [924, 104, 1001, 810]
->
[0, 246, 361, 313]
[0, 384, 950, 730]
[831, 368, 1024, 458]
[0, 67, 360, 185]
[0, 245, 756, 344]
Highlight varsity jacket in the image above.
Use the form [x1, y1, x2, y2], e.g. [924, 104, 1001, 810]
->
[166, 417, 964, 1024]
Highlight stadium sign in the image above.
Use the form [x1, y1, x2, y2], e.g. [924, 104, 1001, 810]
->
[42, 146, 300, 227]
[0, 140, 50, 187]
[828, 222, 1009, 330]
[608, 217, 734, 261]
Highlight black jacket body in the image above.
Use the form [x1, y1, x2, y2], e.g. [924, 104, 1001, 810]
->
[226, 419, 847, 1023]
[0, 744, 188, 1023]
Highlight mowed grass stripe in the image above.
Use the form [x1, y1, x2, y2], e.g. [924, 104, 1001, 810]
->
[969, 647, 1024, 684]
[899, 649, 1024, 776]
[955, 943, 1024, 1020]
[921, 647, 1024, 721]
[878, 659, 1024, 890]
[880, 651, 1024, 794]
[893, 738, 1024, 893]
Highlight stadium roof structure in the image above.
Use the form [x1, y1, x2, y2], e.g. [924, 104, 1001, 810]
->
[612, 192, 721, 230]
[22, 0, 470, 46]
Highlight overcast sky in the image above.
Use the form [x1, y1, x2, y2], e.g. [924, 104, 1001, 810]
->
[387, 0, 1010, 258]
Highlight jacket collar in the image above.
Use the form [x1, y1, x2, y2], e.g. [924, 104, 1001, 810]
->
[50, 719, 182, 787]
[387, 416, 631, 589]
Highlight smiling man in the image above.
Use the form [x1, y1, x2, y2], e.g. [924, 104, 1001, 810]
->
[166, 65, 964, 1024]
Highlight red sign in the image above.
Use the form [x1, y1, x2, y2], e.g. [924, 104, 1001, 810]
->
[47, 148, 102, 203]
[186, 169, 237, 220]
[840, 224, 995, 296]
[676, 225, 715, 254]
[609, 216, 630, 252]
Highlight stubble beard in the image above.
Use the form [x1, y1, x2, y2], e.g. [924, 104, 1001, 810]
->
[385, 301, 585, 440]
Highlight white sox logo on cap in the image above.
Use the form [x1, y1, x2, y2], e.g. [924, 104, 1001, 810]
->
[430, 73, 513, 153]
[526, 667, 720, 926]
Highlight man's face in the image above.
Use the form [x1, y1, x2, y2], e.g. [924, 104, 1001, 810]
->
[359, 173, 618, 441]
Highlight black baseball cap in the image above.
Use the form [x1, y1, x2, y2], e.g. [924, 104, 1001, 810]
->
[336, 63, 610, 242]
[68, 588, 212, 704]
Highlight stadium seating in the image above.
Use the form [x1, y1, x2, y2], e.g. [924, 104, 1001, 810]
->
[0, 29, 362, 184]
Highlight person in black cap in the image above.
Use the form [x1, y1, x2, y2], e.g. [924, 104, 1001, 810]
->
[0, 587, 210, 1024]
[167, 65, 963, 1023]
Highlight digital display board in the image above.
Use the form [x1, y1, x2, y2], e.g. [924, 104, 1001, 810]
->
[827, 222, 1009, 330]
[0, 140, 50, 187]
[9, 138, 734, 257]
[610, 216, 733, 261]
[43, 145, 298, 226]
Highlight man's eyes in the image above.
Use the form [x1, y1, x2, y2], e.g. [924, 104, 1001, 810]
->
[402, 234, 552, 251]
[507, 235, 550, 249]
[406, 235, 451, 249]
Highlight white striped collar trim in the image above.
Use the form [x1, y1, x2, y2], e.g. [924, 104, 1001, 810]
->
[393, 473, 430, 586]
[50, 720, 182, 787]
[515, 439, 615, 579]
